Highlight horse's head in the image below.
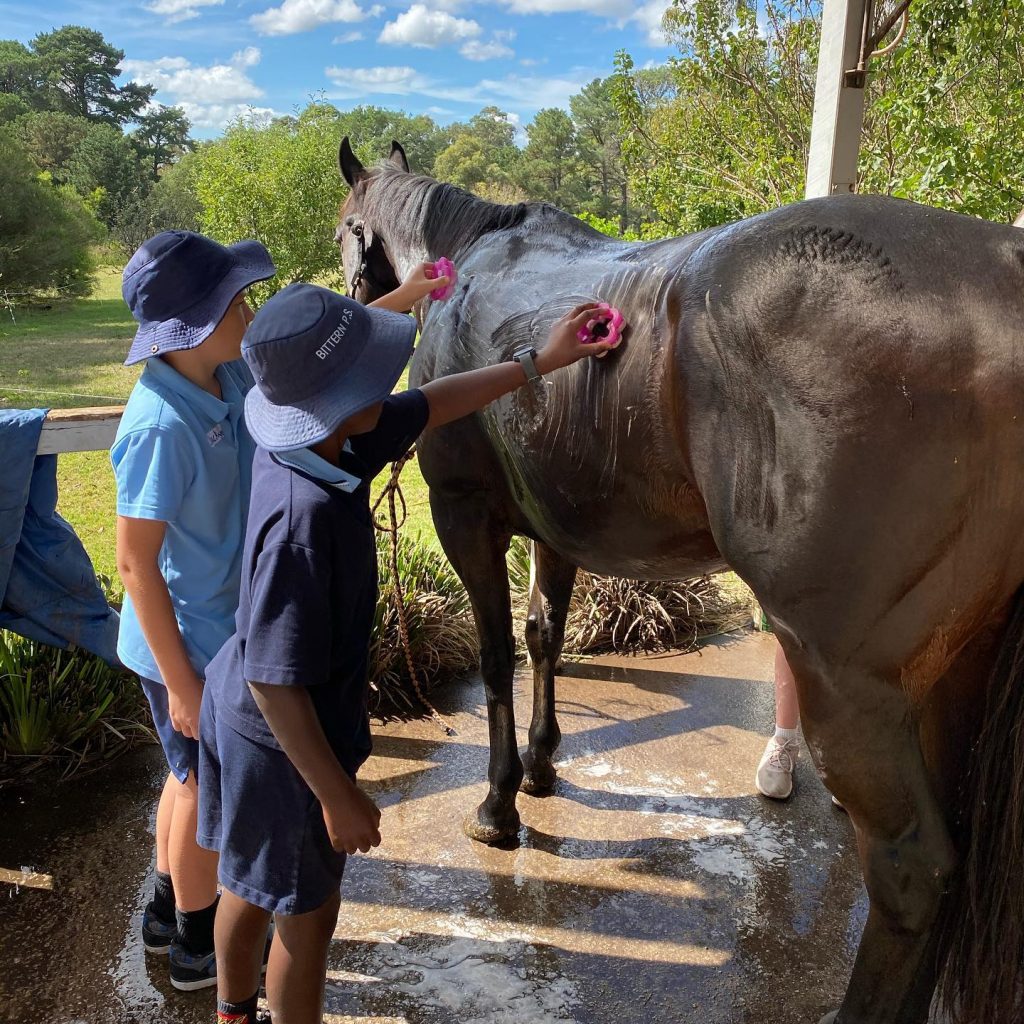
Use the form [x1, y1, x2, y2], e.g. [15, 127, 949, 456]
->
[335, 137, 409, 304]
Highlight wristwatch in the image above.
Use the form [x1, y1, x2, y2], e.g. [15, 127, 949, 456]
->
[512, 345, 542, 384]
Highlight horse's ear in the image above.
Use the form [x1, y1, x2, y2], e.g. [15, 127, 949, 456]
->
[339, 137, 367, 188]
[388, 140, 410, 173]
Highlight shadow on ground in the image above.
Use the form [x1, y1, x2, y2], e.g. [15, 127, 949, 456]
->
[0, 632, 866, 1024]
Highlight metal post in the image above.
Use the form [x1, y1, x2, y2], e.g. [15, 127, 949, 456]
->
[805, 0, 870, 198]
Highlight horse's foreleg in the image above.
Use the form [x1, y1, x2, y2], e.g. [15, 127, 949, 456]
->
[787, 650, 955, 1024]
[521, 542, 576, 794]
[431, 492, 522, 843]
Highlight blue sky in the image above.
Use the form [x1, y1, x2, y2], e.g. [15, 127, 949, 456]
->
[5, 0, 676, 137]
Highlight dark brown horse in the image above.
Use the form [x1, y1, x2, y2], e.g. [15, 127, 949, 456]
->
[337, 138, 1024, 1024]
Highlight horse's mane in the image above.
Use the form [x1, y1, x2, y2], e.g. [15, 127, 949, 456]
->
[363, 166, 561, 258]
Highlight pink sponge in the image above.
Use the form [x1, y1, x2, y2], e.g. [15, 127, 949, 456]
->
[576, 303, 625, 358]
[426, 257, 457, 301]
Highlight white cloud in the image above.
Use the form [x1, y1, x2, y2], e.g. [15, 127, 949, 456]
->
[497, 0, 632, 14]
[460, 38, 514, 61]
[250, 0, 380, 37]
[122, 50, 270, 129]
[325, 64, 430, 95]
[378, 5, 481, 48]
[333, 29, 365, 42]
[493, 0, 672, 45]
[231, 46, 262, 67]
[179, 103, 278, 129]
[143, 0, 223, 24]
[324, 63, 593, 117]
[631, 0, 671, 45]
[446, 70, 591, 109]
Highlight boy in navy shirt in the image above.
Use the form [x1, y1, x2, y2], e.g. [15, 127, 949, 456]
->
[198, 283, 613, 1024]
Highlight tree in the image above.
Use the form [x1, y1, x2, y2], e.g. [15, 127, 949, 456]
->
[433, 133, 494, 191]
[332, 104, 449, 175]
[570, 78, 631, 228]
[518, 107, 586, 208]
[31, 26, 154, 125]
[112, 151, 202, 256]
[67, 122, 147, 228]
[0, 40, 43, 105]
[133, 105, 192, 180]
[0, 130, 101, 299]
[193, 103, 348, 301]
[0, 94, 29, 124]
[434, 106, 522, 192]
[612, 0, 1024, 235]
[14, 110, 90, 182]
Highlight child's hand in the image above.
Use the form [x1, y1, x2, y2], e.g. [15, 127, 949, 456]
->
[322, 785, 382, 855]
[402, 261, 449, 303]
[166, 669, 204, 739]
[535, 303, 618, 374]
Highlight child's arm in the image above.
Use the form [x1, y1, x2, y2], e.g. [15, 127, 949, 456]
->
[368, 261, 448, 313]
[116, 516, 204, 738]
[249, 682, 382, 855]
[420, 303, 613, 429]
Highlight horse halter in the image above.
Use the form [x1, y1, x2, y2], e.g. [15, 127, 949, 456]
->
[349, 220, 367, 295]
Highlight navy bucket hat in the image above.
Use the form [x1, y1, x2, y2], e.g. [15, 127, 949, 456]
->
[122, 231, 277, 366]
[242, 283, 417, 452]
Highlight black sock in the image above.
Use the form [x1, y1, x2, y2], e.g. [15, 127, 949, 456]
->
[176, 896, 218, 954]
[152, 871, 175, 922]
[216, 991, 259, 1023]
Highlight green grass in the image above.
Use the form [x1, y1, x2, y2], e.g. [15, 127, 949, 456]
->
[0, 268, 436, 589]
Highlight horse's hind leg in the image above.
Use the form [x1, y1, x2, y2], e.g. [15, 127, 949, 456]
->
[786, 646, 956, 1024]
[430, 491, 522, 843]
[521, 542, 577, 794]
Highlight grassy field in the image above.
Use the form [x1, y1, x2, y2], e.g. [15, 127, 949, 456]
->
[0, 269, 436, 591]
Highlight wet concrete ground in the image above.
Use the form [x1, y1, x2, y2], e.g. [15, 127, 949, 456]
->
[0, 632, 866, 1024]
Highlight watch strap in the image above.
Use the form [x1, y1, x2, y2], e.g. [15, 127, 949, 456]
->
[513, 346, 542, 383]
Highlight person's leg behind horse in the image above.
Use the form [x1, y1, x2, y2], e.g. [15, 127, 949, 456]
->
[756, 641, 802, 799]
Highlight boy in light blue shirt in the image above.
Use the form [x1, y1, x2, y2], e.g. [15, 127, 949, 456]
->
[113, 231, 278, 991]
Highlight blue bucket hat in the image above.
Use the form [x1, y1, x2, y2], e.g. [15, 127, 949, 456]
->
[242, 283, 417, 452]
[122, 231, 277, 366]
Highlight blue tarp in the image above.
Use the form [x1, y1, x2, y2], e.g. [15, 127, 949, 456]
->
[0, 408, 120, 665]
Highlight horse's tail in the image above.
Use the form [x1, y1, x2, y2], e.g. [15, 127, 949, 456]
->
[939, 586, 1024, 1022]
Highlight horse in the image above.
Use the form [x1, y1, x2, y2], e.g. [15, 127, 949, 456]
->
[336, 137, 1024, 1024]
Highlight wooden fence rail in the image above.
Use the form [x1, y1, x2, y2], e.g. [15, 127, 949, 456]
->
[37, 407, 125, 456]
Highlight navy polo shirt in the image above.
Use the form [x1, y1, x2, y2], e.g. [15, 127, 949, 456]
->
[204, 389, 429, 775]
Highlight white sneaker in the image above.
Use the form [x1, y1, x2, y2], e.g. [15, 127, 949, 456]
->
[755, 736, 799, 799]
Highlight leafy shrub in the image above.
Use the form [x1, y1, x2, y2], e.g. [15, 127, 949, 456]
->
[370, 532, 479, 713]
[0, 131, 102, 301]
[507, 537, 752, 656]
[0, 631, 150, 783]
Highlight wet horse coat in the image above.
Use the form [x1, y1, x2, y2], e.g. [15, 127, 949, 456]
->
[338, 140, 1024, 1024]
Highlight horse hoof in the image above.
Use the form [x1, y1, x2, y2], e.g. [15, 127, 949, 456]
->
[818, 1012, 839, 1024]
[520, 755, 557, 794]
[521, 768, 556, 794]
[463, 808, 520, 845]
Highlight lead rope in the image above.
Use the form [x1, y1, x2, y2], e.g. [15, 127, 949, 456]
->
[372, 450, 457, 737]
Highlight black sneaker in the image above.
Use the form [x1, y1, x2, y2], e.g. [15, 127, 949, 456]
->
[169, 940, 216, 991]
[142, 902, 176, 955]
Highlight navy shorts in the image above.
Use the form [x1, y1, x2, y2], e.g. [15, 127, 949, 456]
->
[197, 689, 347, 916]
[140, 677, 200, 785]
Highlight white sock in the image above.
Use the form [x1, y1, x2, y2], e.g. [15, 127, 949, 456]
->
[774, 726, 800, 744]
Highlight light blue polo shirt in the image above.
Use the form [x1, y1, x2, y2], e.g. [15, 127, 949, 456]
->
[111, 356, 255, 683]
